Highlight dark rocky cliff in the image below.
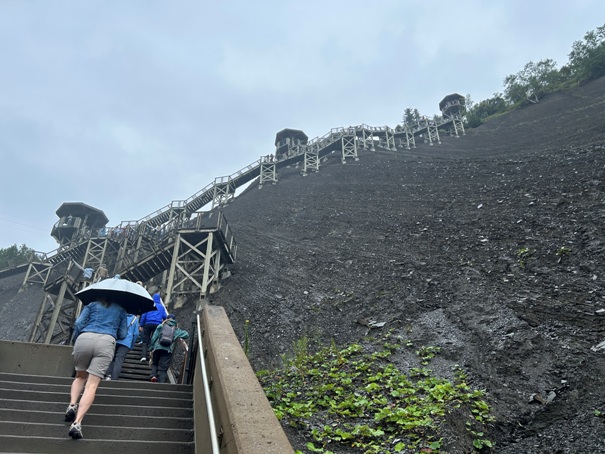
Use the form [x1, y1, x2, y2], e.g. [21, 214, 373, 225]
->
[215, 76, 605, 452]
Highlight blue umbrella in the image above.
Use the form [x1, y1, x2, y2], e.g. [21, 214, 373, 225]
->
[75, 278, 157, 315]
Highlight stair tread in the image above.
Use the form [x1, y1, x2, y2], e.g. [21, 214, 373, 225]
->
[0, 434, 194, 442]
[0, 380, 192, 398]
[0, 408, 194, 429]
[0, 372, 191, 391]
[0, 420, 193, 442]
[1, 398, 194, 417]
[0, 390, 193, 408]
[0, 435, 194, 454]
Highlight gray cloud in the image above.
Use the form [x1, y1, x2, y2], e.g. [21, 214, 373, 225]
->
[1, 0, 603, 252]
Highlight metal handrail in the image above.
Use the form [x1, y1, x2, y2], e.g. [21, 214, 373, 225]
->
[196, 312, 220, 454]
[168, 337, 190, 384]
[176, 338, 189, 383]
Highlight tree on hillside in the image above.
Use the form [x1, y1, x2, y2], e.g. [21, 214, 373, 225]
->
[464, 23, 602, 127]
[403, 107, 421, 126]
[568, 23, 605, 82]
[464, 93, 507, 128]
[503, 59, 560, 105]
[0, 244, 37, 269]
[464, 94, 474, 111]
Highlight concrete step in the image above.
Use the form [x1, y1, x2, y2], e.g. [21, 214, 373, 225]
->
[0, 408, 194, 429]
[1, 398, 193, 418]
[0, 372, 190, 392]
[0, 378, 191, 399]
[0, 388, 193, 408]
[124, 356, 152, 366]
[0, 435, 194, 454]
[119, 371, 153, 381]
[119, 363, 155, 379]
[0, 371, 195, 453]
[0, 421, 193, 442]
[118, 344, 164, 382]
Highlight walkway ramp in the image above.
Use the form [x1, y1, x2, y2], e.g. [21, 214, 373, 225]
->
[117, 238, 175, 283]
[0, 262, 29, 280]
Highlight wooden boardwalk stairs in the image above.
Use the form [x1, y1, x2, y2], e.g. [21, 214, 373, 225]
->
[0, 371, 194, 453]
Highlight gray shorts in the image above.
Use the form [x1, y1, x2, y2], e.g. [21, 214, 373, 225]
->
[72, 332, 116, 378]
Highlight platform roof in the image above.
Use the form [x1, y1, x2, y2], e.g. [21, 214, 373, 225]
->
[55, 202, 109, 228]
[275, 128, 308, 146]
[439, 93, 465, 111]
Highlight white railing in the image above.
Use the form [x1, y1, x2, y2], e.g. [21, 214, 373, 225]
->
[197, 312, 220, 454]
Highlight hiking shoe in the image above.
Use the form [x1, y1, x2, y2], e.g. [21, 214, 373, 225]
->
[140, 357, 148, 362]
[69, 422, 83, 439]
[150, 376, 157, 383]
[64, 404, 78, 422]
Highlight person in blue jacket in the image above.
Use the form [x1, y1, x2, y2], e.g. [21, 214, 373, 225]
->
[138, 292, 166, 361]
[105, 313, 139, 380]
[65, 297, 127, 440]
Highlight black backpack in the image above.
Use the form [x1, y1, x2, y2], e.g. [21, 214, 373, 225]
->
[159, 323, 176, 347]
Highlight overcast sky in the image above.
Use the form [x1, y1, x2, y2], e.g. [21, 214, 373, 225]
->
[1, 1, 603, 253]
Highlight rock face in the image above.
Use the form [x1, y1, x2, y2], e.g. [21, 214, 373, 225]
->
[0, 272, 44, 342]
[1, 76, 604, 452]
[214, 76, 605, 453]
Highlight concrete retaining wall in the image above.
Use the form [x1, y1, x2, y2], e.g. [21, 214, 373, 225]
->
[0, 340, 73, 376]
[201, 305, 294, 454]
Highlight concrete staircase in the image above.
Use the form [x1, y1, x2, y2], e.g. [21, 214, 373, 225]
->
[0, 371, 194, 453]
[118, 343, 154, 381]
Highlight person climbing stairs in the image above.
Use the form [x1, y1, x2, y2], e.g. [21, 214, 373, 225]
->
[0, 371, 194, 453]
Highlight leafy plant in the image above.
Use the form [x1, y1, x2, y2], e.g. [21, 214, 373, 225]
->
[471, 432, 494, 450]
[416, 346, 441, 365]
[259, 334, 495, 453]
[556, 246, 572, 263]
[516, 247, 531, 269]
